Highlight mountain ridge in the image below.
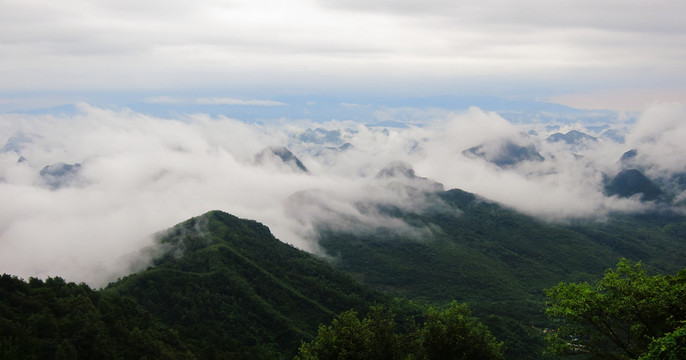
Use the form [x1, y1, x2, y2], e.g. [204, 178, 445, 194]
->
[3, 187, 686, 359]
[105, 210, 387, 359]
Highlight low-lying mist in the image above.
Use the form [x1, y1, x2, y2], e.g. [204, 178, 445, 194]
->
[1, 102, 684, 286]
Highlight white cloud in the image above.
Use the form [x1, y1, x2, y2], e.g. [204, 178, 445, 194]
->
[625, 103, 686, 175]
[0, 103, 682, 286]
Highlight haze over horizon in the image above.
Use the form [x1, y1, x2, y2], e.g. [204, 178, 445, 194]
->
[1, 0, 686, 286]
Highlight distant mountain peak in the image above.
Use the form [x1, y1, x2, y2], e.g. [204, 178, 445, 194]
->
[546, 130, 598, 146]
[463, 140, 544, 167]
[2, 130, 33, 154]
[39, 162, 83, 190]
[314, 142, 357, 158]
[619, 149, 639, 167]
[600, 128, 626, 143]
[604, 168, 664, 201]
[338, 142, 355, 151]
[375, 161, 444, 191]
[375, 161, 417, 179]
[253, 146, 309, 173]
[621, 149, 638, 161]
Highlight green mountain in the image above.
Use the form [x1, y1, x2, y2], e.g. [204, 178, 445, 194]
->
[1, 210, 392, 359]
[105, 210, 387, 359]
[605, 168, 665, 201]
[316, 188, 686, 358]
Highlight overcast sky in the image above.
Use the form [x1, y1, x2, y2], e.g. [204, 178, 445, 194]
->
[2, 0, 686, 110]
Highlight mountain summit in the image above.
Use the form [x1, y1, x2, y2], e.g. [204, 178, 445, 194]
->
[107, 210, 383, 359]
[253, 146, 309, 173]
[375, 161, 444, 192]
[546, 130, 598, 145]
[463, 140, 544, 167]
[605, 169, 664, 201]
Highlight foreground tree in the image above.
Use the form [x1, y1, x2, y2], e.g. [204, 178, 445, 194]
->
[295, 306, 401, 360]
[295, 302, 503, 360]
[421, 302, 503, 360]
[639, 323, 686, 360]
[545, 259, 686, 359]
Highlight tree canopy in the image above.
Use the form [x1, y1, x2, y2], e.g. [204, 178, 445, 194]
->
[0, 274, 193, 360]
[545, 259, 686, 359]
[296, 302, 503, 360]
[639, 323, 686, 360]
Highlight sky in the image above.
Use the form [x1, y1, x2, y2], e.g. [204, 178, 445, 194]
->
[1, 1, 686, 285]
[2, 0, 686, 111]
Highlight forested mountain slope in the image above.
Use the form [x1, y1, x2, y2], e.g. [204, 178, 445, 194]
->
[317, 188, 686, 358]
[321, 189, 686, 304]
[105, 210, 387, 359]
[1, 211, 392, 359]
[3, 192, 685, 359]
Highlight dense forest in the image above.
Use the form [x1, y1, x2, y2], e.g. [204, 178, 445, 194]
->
[2, 187, 686, 359]
[0, 275, 193, 359]
[316, 188, 686, 358]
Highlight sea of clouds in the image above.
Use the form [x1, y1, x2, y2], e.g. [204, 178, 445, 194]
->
[1, 103, 684, 286]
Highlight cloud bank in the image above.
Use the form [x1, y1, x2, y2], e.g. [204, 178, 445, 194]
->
[1, 103, 684, 286]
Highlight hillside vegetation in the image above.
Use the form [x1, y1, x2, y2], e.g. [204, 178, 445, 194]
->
[2, 187, 686, 359]
[317, 188, 686, 358]
[106, 211, 388, 359]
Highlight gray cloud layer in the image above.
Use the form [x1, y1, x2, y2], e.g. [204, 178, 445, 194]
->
[1, 0, 685, 106]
